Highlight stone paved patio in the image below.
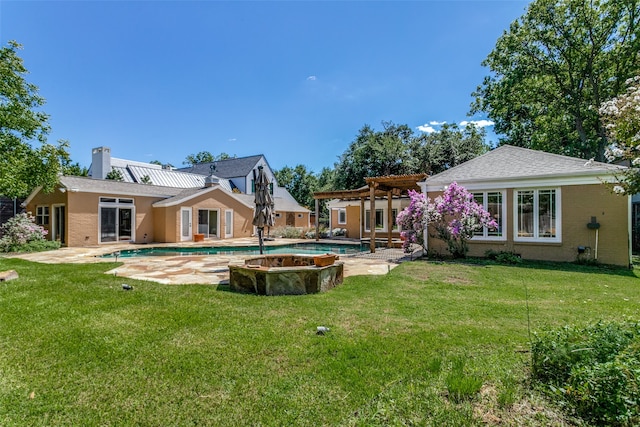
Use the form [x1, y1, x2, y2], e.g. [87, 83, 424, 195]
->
[7, 238, 423, 285]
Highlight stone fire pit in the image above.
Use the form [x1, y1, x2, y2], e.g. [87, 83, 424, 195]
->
[228, 254, 343, 296]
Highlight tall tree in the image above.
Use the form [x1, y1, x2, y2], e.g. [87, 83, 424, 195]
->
[183, 151, 215, 166]
[274, 164, 318, 209]
[183, 151, 237, 166]
[333, 122, 415, 190]
[471, 0, 640, 161]
[409, 123, 490, 175]
[0, 40, 71, 198]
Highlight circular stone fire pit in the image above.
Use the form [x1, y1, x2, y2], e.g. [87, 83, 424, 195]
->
[228, 254, 344, 296]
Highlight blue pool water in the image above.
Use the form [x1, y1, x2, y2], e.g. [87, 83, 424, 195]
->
[102, 242, 373, 258]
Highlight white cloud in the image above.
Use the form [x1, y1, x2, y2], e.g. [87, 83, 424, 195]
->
[228, 138, 237, 142]
[306, 75, 317, 81]
[461, 120, 495, 128]
[429, 120, 446, 125]
[417, 125, 437, 133]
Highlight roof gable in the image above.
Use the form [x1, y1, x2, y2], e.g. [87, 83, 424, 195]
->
[423, 145, 625, 187]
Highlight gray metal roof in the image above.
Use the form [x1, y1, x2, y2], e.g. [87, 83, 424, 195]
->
[423, 145, 625, 186]
[108, 163, 234, 192]
[178, 155, 266, 178]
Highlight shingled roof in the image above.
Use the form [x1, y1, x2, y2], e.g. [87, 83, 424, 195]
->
[422, 145, 625, 188]
[177, 155, 266, 178]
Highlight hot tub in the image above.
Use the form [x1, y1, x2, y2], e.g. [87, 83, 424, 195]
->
[228, 254, 344, 296]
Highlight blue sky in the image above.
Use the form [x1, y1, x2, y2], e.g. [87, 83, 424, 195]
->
[1, 0, 530, 173]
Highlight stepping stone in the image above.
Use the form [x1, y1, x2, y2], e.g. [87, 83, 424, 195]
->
[0, 270, 19, 282]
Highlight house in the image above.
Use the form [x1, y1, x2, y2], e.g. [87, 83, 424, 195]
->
[22, 147, 310, 246]
[419, 145, 631, 267]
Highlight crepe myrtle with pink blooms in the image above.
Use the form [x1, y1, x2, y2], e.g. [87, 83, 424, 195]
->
[396, 182, 498, 257]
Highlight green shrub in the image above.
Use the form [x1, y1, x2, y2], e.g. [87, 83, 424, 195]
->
[531, 321, 640, 425]
[270, 226, 304, 239]
[485, 249, 522, 264]
[532, 321, 637, 385]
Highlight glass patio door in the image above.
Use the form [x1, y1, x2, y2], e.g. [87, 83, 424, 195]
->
[100, 207, 133, 242]
[198, 209, 219, 238]
[181, 207, 192, 241]
[53, 205, 66, 244]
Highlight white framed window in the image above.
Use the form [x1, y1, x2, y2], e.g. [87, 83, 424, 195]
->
[365, 209, 384, 231]
[472, 191, 506, 240]
[297, 213, 303, 218]
[514, 188, 561, 243]
[337, 208, 347, 225]
[275, 213, 281, 218]
[36, 205, 49, 225]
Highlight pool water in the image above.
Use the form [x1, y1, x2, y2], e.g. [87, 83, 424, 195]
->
[102, 242, 372, 258]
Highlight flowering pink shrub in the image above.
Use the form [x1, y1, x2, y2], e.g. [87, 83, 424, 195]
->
[396, 182, 498, 257]
[0, 212, 49, 252]
[428, 182, 498, 257]
[396, 190, 429, 252]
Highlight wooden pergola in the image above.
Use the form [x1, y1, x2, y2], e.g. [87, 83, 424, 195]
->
[313, 174, 428, 253]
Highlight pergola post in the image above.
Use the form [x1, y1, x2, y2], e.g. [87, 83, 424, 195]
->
[387, 190, 393, 248]
[370, 185, 376, 253]
[360, 196, 365, 240]
[315, 198, 319, 241]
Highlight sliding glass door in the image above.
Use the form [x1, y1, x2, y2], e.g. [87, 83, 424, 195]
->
[198, 209, 219, 238]
[99, 197, 135, 243]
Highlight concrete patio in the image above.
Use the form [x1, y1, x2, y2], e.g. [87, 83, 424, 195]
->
[7, 238, 422, 285]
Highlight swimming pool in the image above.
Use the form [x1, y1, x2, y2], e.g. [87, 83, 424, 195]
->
[101, 242, 373, 258]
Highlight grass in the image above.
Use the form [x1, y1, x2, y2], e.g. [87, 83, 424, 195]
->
[0, 257, 638, 426]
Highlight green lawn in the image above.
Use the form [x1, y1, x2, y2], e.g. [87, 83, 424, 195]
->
[0, 257, 638, 426]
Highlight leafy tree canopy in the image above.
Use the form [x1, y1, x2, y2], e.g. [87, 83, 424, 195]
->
[471, 0, 639, 161]
[183, 151, 237, 166]
[274, 164, 318, 209]
[333, 122, 416, 190]
[332, 121, 490, 190]
[0, 40, 71, 198]
[410, 123, 490, 175]
[105, 168, 124, 181]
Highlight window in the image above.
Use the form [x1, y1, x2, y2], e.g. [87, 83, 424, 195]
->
[391, 208, 398, 230]
[472, 191, 505, 240]
[365, 209, 384, 231]
[515, 189, 560, 242]
[36, 206, 49, 225]
[337, 208, 346, 225]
